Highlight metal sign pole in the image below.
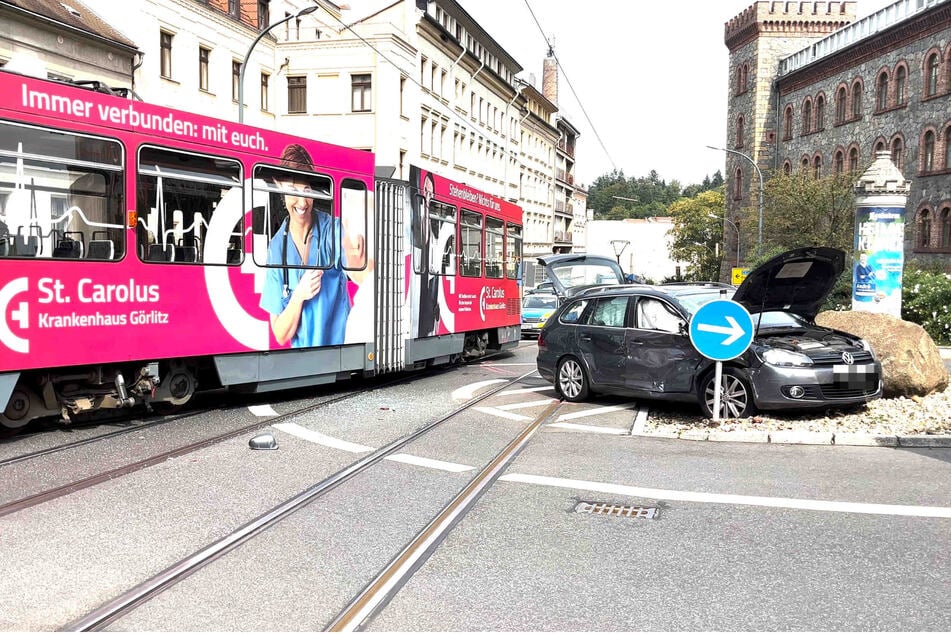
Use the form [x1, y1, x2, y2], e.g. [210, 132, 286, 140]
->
[712, 361, 722, 421]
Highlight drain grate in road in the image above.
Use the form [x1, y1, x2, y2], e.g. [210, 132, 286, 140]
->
[574, 501, 657, 519]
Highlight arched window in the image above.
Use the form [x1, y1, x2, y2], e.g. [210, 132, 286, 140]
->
[782, 160, 792, 176]
[919, 209, 932, 248]
[836, 87, 847, 123]
[851, 81, 863, 119]
[816, 95, 825, 130]
[923, 130, 935, 172]
[895, 65, 907, 104]
[941, 206, 951, 250]
[945, 126, 951, 170]
[873, 139, 886, 154]
[834, 149, 844, 175]
[735, 115, 744, 148]
[783, 106, 793, 140]
[813, 155, 822, 179]
[926, 53, 940, 97]
[802, 100, 812, 134]
[733, 167, 744, 200]
[801, 156, 810, 172]
[848, 147, 859, 172]
[876, 71, 888, 110]
[891, 137, 904, 170]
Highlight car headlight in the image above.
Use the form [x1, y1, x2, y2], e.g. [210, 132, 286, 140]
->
[857, 338, 871, 352]
[762, 348, 814, 367]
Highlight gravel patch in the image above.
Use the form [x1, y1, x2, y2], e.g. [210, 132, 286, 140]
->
[644, 383, 951, 439]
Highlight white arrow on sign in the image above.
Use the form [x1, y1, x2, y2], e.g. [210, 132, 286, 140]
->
[697, 315, 745, 346]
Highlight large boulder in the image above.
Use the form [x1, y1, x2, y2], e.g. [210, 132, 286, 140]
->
[815, 310, 949, 398]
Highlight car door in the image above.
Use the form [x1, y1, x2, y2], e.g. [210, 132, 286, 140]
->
[625, 295, 702, 394]
[576, 295, 632, 388]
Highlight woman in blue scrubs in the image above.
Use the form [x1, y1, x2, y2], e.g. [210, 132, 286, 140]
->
[259, 143, 349, 347]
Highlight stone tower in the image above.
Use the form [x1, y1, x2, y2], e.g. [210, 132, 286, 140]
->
[721, 1, 856, 279]
[542, 47, 558, 105]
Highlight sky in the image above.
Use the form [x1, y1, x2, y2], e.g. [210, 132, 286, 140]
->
[459, 0, 898, 189]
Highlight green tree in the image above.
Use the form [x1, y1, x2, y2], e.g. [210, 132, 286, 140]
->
[668, 189, 726, 281]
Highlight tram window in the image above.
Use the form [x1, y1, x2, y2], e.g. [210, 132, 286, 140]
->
[425, 199, 456, 276]
[341, 179, 368, 272]
[250, 162, 335, 270]
[460, 208, 482, 277]
[137, 146, 241, 265]
[485, 216, 503, 279]
[505, 222, 521, 279]
[0, 121, 124, 260]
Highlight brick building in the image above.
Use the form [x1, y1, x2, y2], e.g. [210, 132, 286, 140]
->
[722, 0, 951, 281]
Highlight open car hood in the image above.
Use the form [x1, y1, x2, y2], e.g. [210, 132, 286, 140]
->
[732, 247, 844, 320]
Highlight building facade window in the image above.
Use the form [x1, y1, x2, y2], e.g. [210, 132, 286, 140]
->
[351, 74, 371, 112]
[782, 160, 792, 176]
[228, 0, 239, 17]
[733, 167, 743, 199]
[834, 149, 844, 175]
[851, 80, 862, 119]
[816, 94, 825, 130]
[198, 46, 209, 91]
[288, 76, 306, 113]
[258, 0, 269, 29]
[891, 137, 903, 170]
[160, 31, 173, 79]
[802, 99, 812, 134]
[836, 86, 847, 124]
[945, 126, 951, 169]
[876, 71, 888, 111]
[849, 147, 859, 172]
[232, 60, 241, 102]
[925, 52, 940, 97]
[918, 209, 932, 248]
[923, 130, 935, 172]
[941, 206, 951, 250]
[813, 155, 822, 179]
[783, 106, 793, 139]
[260, 72, 269, 111]
[896, 65, 907, 104]
[735, 115, 744, 148]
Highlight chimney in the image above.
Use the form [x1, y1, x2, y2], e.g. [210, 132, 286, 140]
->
[542, 47, 557, 105]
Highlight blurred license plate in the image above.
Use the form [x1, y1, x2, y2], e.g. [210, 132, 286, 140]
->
[833, 364, 874, 387]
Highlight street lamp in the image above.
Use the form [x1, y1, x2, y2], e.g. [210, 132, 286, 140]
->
[238, 5, 319, 123]
[707, 145, 764, 254]
[708, 213, 740, 268]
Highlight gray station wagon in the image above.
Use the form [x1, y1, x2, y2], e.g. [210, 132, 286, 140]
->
[535, 247, 883, 418]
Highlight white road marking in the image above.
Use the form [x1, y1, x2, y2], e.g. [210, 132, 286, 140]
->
[496, 398, 558, 411]
[451, 379, 508, 401]
[498, 386, 556, 396]
[472, 406, 532, 421]
[497, 473, 951, 518]
[275, 423, 950, 518]
[387, 454, 473, 472]
[631, 406, 649, 434]
[546, 422, 629, 435]
[273, 422, 372, 453]
[556, 403, 636, 422]
[248, 405, 278, 417]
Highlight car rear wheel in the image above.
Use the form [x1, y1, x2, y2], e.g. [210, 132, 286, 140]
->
[698, 367, 756, 418]
[556, 356, 590, 402]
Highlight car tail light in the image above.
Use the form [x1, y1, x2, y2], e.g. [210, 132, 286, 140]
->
[537, 331, 546, 348]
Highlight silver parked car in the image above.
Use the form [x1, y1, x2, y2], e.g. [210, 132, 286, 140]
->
[535, 247, 882, 417]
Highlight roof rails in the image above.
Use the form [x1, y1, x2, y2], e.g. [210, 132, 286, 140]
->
[660, 282, 735, 289]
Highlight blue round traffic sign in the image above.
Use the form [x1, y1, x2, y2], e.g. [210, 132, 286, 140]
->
[689, 299, 755, 361]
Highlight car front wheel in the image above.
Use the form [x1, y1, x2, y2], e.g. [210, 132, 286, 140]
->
[556, 356, 590, 402]
[698, 367, 756, 418]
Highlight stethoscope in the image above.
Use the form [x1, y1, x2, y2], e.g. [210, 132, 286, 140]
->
[281, 215, 321, 300]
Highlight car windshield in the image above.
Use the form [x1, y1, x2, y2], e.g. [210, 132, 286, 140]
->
[549, 262, 623, 288]
[675, 290, 734, 316]
[524, 295, 558, 309]
[675, 291, 808, 330]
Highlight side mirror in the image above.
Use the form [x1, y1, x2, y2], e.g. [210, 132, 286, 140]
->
[678, 320, 689, 336]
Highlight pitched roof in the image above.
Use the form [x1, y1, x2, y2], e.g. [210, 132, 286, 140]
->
[2, 0, 138, 50]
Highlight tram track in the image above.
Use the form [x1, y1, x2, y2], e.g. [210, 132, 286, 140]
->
[63, 368, 561, 632]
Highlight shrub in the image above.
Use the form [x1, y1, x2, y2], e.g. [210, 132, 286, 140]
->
[902, 265, 951, 345]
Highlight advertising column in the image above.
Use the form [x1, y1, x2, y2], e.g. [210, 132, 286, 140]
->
[852, 151, 911, 317]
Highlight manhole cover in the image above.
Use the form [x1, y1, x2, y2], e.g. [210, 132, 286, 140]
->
[574, 501, 657, 519]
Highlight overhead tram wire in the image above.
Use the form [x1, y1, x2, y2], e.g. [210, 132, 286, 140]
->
[521, 0, 617, 173]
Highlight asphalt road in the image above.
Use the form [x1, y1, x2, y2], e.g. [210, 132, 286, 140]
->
[0, 342, 947, 631]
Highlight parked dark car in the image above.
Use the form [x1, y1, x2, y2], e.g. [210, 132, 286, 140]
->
[536, 247, 883, 417]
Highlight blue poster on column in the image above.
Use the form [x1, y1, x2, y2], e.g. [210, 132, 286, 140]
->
[852, 206, 904, 316]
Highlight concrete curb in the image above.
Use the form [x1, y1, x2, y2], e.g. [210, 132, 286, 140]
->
[631, 429, 951, 447]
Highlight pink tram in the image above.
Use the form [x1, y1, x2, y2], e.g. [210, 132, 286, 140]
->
[0, 70, 522, 428]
